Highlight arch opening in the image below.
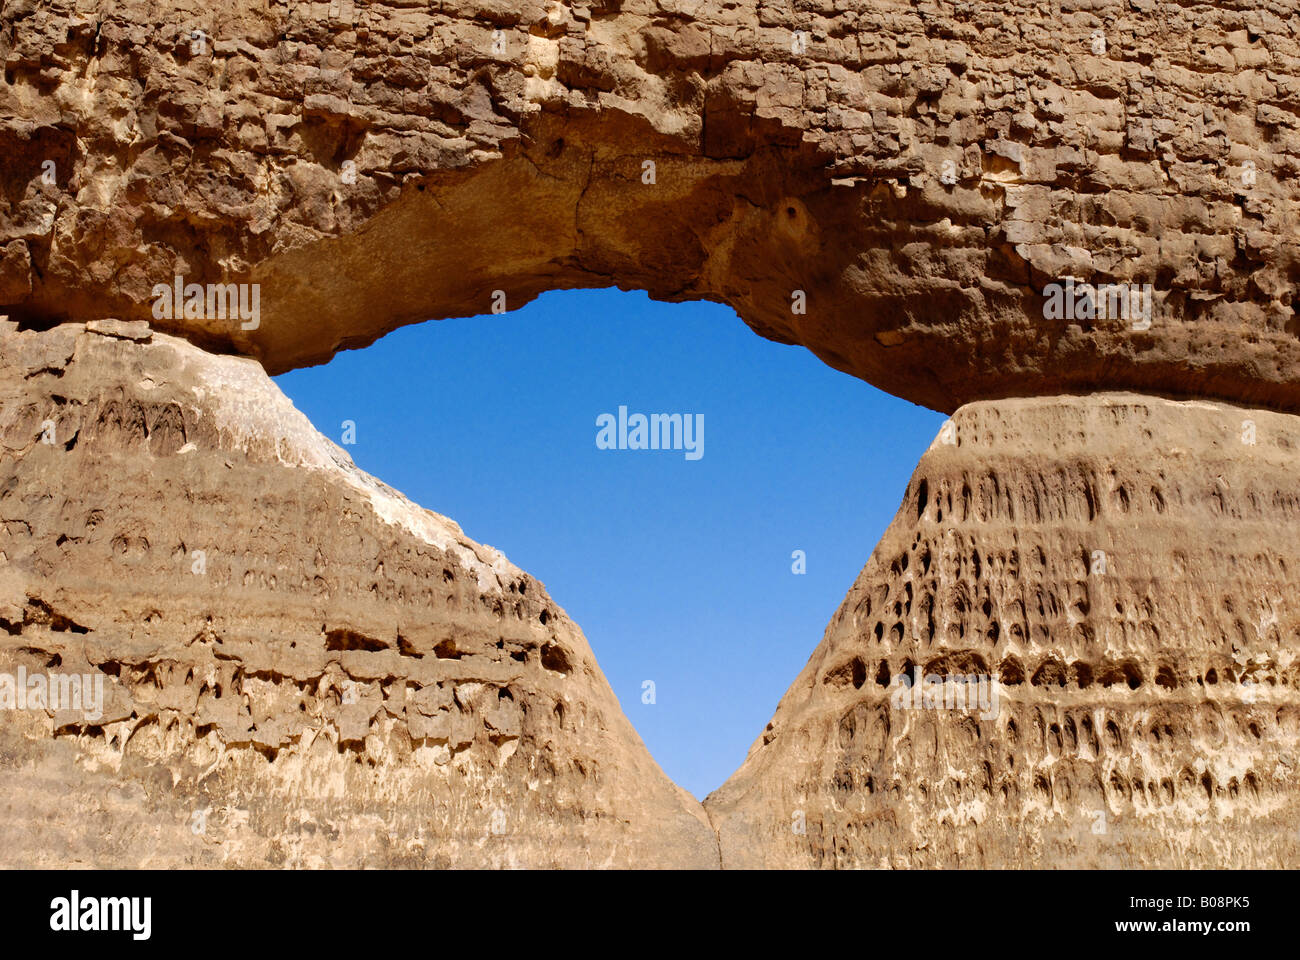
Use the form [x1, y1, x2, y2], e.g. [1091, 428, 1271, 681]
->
[274, 286, 943, 796]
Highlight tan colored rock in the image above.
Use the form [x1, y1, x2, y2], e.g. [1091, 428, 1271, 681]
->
[3, 0, 1300, 871]
[707, 394, 1300, 868]
[2, 1, 1300, 412]
[0, 322, 716, 868]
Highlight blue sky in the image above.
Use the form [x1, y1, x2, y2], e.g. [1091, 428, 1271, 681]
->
[274, 288, 944, 798]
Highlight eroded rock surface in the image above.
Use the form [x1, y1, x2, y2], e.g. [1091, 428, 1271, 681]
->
[3, 1, 1300, 411]
[707, 394, 1300, 867]
[0, 321, 716, 868]
[4, 0, 1300, 871]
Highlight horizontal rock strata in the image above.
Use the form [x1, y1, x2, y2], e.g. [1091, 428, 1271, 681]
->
[707, 393, 1300, 867]
[3, 0, 1300, 871]
[0, 321, 716, 868]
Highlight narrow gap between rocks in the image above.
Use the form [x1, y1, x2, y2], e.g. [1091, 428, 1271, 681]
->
[274, 287, 944, 798]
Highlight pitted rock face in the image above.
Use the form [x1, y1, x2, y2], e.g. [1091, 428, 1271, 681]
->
[5, 0, 1300, 872]
[706, 394, 1300, 868]
[0, 321, 717, 868]
[3, 0, 1300, 412]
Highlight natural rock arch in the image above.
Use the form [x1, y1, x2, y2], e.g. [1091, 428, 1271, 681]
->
[2, 0, 1300, 868]
[4, 0, 1300, 412]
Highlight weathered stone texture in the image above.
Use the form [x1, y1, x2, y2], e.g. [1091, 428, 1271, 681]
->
[0, 321, 716, 867]
[707, 394, 1300, 867]
[3, 0, 1300, 870]
[3, 1, 1300, 411]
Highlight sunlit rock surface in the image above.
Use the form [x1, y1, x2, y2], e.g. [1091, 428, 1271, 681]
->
[3, 0, 1300, 411]
[708, 394, 1300, 867]
[0, 321, 716, 868]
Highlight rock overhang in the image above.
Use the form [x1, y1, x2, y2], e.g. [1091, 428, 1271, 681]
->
[1, 0, 1298, 413]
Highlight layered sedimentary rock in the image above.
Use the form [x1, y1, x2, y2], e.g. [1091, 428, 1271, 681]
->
[3, 0, 1300, 412]
[0, 320, 716, 868]
[707, 394, 1300, 867]
[3, 0, 1300, 871]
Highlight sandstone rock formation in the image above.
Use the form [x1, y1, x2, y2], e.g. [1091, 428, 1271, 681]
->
[708, 394, 1300, 867]
[0, 320, 716, 867]
[3, 0, 1300, 412]
[2, 0, 1300, 870]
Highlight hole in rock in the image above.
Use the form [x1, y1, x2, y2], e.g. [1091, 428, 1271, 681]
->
[274, 289, 943, 798]
[324, 628, 388, 653]
[432, 639, 463, 661]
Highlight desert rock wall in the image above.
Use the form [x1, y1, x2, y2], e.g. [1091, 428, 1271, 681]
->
[707, 393, 1300, 867]
[0, 320, 716, 867]
[2, 0, 1299, 870]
